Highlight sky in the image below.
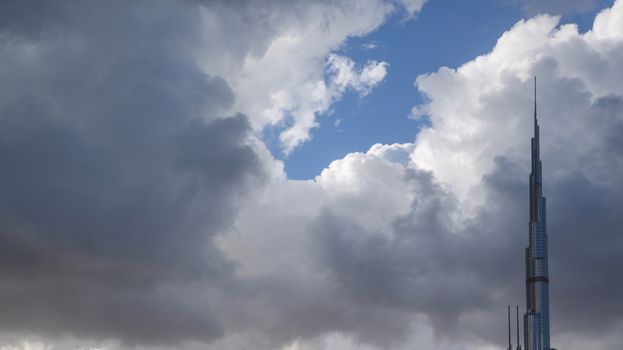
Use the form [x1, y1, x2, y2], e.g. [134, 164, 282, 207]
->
[0, 1, 622, 350]
[279, 0, 614, 179]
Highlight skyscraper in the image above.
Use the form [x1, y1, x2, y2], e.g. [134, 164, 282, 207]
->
[523, 77, 551, 350]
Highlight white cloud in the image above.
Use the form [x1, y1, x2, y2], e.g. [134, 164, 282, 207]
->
[0, 341, 49, 350]
[591, 0, 623, 40]
[275, 54, 389, 153]
[222, 1, 623, 349]
[398, 0, 429, 17]
[358, 59, 391, 94]
[194, 0, 396, 153]
[362, 41, 379, 50]
[411, 1, 623, 201]
[221, 142, 413, 277]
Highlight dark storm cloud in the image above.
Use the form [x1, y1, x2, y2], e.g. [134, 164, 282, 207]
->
[0, 1, 67, 37]
[546, 93, 623, 335]
[0, 0, 263, 346]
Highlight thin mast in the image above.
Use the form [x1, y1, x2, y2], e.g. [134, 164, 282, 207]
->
[516, 305, 521, 350]
[508, 305, 512, 350]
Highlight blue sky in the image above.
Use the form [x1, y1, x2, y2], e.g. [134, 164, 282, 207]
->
[274, 0, 613, 179]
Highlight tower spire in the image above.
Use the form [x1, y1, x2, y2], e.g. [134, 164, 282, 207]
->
[534, 76, 537, 121]
[534, 76, 538, 142]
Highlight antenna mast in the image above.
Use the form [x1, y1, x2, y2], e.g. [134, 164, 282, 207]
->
[516, 305, 522, 350]
[508, 305, 512, 350]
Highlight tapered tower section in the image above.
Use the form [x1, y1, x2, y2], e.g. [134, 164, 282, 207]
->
[523, 77, 550, 350]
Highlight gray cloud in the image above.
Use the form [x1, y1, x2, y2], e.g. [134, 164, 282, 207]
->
[1, 0, 622, 349]
[305, 160, 517, 344]
[0, 0, 264, 346]
[0, 0, 406, 348]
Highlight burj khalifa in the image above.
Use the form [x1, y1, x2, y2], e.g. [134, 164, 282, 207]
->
[523, 77, 551, 350]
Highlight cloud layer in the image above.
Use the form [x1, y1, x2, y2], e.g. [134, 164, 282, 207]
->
[227, 2, 623, 349]
[0, 0, 418, 348]
[0, 0, 267, 346]
[1, 0, 622, 350]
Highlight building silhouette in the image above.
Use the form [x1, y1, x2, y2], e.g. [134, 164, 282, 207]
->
[523, 77, 552, 350]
